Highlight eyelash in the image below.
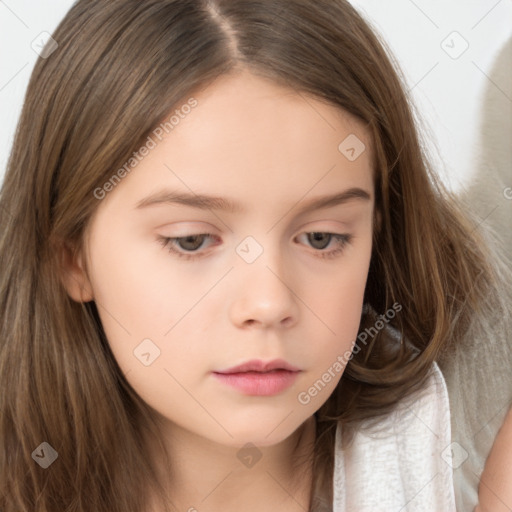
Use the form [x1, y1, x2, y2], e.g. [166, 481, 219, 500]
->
[157, 232, 353, 261]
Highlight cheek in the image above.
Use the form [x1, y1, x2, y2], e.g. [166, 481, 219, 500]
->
[85, 227, 223, 392]
[293, 260, 370, 411]
[297, 244, 371, 407]
[308, 275, 366, 370]
[311, 242, 371, 343]
[87, 228, 198, 336]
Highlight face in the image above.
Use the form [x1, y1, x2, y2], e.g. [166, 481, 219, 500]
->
[72, 70, 374, 449]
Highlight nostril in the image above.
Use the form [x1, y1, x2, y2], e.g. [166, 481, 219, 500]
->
[281, 316, 293, 327]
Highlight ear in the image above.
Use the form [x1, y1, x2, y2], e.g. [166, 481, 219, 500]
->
[56, 239, 94, 303]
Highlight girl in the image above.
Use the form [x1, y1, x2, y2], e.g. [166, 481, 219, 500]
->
[0, 1, 510, 511]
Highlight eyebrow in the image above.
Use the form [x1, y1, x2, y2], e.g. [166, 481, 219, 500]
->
[134, 187, 371, 214]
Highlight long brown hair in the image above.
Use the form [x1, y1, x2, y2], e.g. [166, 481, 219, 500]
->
[1, 1, 510, 510]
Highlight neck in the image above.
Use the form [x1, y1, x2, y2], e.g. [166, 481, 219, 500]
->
[145, 415, 317, 512]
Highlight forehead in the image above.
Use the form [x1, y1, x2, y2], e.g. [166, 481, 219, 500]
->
[93, 69, 374, 218]
[178, 69, 373, 165]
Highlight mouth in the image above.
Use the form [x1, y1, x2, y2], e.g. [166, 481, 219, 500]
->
[215, 358, 300, 374]
[212, 359, 301, 396]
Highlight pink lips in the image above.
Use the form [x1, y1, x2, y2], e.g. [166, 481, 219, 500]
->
[212, 359, 301, 396]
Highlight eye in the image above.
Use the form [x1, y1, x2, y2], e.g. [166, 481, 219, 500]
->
[295, 232, 352, 259]
[158, 231, 352, 261]
[158, 233, 218, 260]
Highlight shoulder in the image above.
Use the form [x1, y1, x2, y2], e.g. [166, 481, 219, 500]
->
[342, 362, 451, 441]
[438, 325, 512, 511]
[390, 361, 451, 437]
[476, 405, 512, 511]
[333, 362, 456, 511]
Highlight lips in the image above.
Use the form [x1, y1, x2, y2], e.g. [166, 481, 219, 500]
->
[215, 359, 300, 374]
[212, 359, 301, 396]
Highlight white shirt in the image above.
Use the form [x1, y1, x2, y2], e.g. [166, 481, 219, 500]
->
[333, 362, 456, 511]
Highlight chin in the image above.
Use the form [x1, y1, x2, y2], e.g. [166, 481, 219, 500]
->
[217, 416, 310, 449]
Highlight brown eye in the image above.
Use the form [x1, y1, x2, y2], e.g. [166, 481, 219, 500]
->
[158, 233, 218, 260]
[307, 232, 332, 250]
[175, 235, 208, 251]
[295, 232, 353, 260]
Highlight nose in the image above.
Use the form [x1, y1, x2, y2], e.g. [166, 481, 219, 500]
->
[229, 248, 300, 330]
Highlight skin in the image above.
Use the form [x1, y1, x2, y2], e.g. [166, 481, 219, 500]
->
[475, 406, 512, 512]
[60, 69, 375, 511]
